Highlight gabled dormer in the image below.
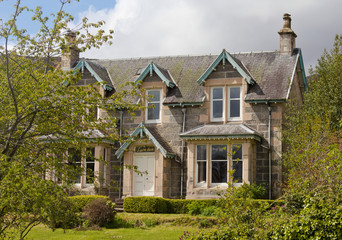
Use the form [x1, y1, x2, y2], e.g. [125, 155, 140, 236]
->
[197, 49, 255, 86]
[135, 62, 176, 124]
[197, 50, 255, 123]
[73, 59, 114, 97]
[135, 62, 176, 88]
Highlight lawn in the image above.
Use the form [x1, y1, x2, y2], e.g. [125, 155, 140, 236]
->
[26, 213, 212, 240]
[27, 225, 198, 240]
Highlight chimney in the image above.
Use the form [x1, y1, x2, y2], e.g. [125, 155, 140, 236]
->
[61, 30, 80, 70]
[278, 13, 297, 55]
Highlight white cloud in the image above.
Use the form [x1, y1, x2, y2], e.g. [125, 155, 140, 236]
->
[77, 0, 342, 71]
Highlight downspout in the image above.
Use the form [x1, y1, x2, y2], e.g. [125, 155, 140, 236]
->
[267, 103, 272, 200]
[180, 107, 187, 198]
[118, 110, 124, 199]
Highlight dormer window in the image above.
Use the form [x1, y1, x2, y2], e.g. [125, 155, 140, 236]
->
[210, 86, 241, 122]
[228, 86, 241, 121]
[146, 89, 161, 123]
[211, 87, 224, 122]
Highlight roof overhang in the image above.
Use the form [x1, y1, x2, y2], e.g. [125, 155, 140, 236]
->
[197, 49, 255, 85]
[115, 122, 175, 159]
[73, 59, 114, 91]
[179, 124, 262, 142]
[134, 62, 176, 88]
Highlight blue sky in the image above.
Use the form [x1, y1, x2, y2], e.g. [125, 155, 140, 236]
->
[1, 0, 342, 73]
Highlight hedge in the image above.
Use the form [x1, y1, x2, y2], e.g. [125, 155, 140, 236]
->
[123, 197, 284, 214]
[69, 195, 109, 212]
[168, 199, 218, 214]
[123, 197, 169, 213]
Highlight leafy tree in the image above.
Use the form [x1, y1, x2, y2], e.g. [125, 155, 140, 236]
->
[0, 0, 141, 238]
[283, 34, 342, 196]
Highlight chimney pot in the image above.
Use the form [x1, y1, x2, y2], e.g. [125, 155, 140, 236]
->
[61, 30, 79, 71]
[278, 13, 297, 55]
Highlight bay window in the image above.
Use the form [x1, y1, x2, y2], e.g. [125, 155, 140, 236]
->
[195, 144, 243, 186]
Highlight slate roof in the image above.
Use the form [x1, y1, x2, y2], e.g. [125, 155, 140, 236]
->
[145, 125, 175, 155]
[86, 61, 114, 88]
[115, 122, 176, 158]
[180, 124, 262, 141]
[84, 49, 301, 103]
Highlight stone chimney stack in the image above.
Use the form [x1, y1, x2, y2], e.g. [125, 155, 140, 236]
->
[61, 30, 80, 70]
[278, 13, 297, 55]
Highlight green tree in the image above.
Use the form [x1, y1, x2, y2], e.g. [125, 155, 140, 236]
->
[0, 0, 141, 238]
[283, 35, 342, 198]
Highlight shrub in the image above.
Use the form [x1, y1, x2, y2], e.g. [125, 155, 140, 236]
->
[123, 197, 169, 213]
[169, 199, 217, 214]
[82, 198, 116, 227]
[69, 195, 109, 212]
[46, 195, 81, 229]
[201, 206, 218, 216]
[268, 188, 342, 239]
[234, 183, 267, 199]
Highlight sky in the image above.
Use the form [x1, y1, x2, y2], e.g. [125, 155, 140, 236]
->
[1, 0, 342, 74]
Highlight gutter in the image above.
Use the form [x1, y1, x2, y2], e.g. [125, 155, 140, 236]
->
[180, 107, 187, 198]
[118, 110, 124, 199]
[267, 103, 272, 200]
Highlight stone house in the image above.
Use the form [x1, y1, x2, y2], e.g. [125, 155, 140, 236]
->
[61, 13, 307, 199]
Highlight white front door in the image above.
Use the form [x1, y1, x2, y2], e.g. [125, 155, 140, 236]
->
[133, 153, 155, 196]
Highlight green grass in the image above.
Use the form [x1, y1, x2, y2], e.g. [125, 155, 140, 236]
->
[27, 225, 198, 240]
[26, 213, 211, 240]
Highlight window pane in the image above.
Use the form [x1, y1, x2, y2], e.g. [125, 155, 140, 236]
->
[197, 162, 206, 183]
[211, 161, 227, 183]
[230, 87, 240, 98]
[213, 100, 223, 118]
[230, 100, 240, 118]
[148, 90, 160, 101]
[212, 145, 227, 160]
[86, 148, 95, 184]
[68, 148, 81, 184]
[148, 102, 160, 120]
[233, 144, 242, 159]
[86, 162, 95, 184]
[196, 145, 207, 160]
[233, 161, 243, 183]
[213, 88, 223, 99]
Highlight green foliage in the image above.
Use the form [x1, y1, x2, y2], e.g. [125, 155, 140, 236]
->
[82, 198, 116, 227]
[169, 199, 217, 214]
[283, 34, 342, 195]
[269, 187, 342, 239]
[306, 34, 342, 130]
[200, 206, 219, 217]
[69, 195, 109, 212]
[123, 197, 170, 213]
[234, 183, 267, 199]
[187, 200, 218, 216]
[0, 0, 142, 238]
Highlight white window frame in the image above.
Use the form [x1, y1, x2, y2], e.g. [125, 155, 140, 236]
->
[195, 145, 207, 187]
[232, 144, 243, 185]
[85, 147, 95, 186]
[210, 87, 225, 122]
[68, 148, 82, 186]
[210, 144, 228, 187]
[146, 89, 162, 123]
[228, 86, 242, 121]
